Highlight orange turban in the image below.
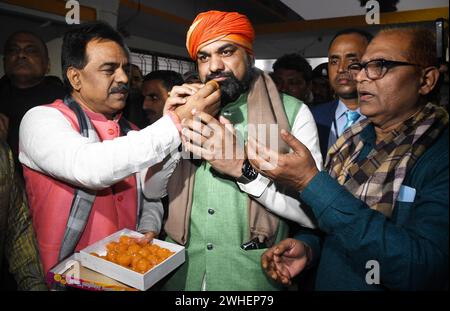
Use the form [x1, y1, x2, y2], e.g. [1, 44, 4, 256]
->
[186, 10, 255, 60]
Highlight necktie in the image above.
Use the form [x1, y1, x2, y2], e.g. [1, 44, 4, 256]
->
[342, 110, 360, 131]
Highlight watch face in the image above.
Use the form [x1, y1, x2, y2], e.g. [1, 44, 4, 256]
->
[243, 160, 258, 181]
[248, 168, 258, 180]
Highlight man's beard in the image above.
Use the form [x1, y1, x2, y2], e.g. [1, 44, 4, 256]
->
[205, 65, 255, 105]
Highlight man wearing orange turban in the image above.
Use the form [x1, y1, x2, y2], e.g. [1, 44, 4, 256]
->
[161, 10, 323, 291]
[186, 10, 255, 60]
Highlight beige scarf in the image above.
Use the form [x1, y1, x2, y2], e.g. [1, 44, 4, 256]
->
[164, 69, 290, 246]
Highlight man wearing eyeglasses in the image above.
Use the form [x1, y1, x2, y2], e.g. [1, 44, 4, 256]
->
[311, 29, 372, 161]
[0, 32, 66, 173]
[250, 27, 448, 290]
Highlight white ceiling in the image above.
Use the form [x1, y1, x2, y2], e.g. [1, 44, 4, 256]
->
[281, 0, 449, 20]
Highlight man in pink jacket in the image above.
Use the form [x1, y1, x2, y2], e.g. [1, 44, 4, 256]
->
[18, 21, 219, 276]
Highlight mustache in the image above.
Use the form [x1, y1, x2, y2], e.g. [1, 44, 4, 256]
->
[206, 71, 235, 82]
[14, 59, 31, 67]
[110, 84, 129, 94]
[335, 73, 354, 81]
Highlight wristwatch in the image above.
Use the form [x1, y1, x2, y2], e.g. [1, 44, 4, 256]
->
[236, 159, 258, 184]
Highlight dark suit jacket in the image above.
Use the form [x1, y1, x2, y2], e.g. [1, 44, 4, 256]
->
[310, 100, 339, 161]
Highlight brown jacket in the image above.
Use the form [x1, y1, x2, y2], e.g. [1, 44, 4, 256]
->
[0, 139, 46, 290]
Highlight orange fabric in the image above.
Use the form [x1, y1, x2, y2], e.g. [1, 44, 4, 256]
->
[186, 10, 255, 60]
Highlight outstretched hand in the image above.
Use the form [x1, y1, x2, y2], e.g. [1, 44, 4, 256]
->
[261, 238, 312, 286]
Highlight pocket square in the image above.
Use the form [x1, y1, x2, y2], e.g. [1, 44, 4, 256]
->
[397, 185, 416, 203]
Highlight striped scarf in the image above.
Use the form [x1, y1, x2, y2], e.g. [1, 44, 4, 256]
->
[326, 102, 448, 217]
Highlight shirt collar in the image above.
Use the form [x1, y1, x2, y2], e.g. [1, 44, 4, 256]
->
[335, 99, 363, 119]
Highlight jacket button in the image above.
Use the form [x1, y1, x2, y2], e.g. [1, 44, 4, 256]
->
[117, 195, 124, 202]
[207, 243, 213, 250]
[107, 128, 115, 135]
[208, 208, 215, 215]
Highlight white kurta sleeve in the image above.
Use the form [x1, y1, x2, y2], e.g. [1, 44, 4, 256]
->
[19, 106, 181, 190]
[137, 198, 164, 234]
[140, 150, 181, 199]
[236, 104, 323, 228]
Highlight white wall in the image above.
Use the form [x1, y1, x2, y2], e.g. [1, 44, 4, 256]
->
[79, 0, 120, 27]
[47, 37, 63, 78]
[255, 57, 328, 73]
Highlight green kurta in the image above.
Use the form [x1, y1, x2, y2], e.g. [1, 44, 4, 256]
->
[164, 93, 301, 291]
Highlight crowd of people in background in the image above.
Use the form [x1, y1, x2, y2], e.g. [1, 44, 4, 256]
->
[0, 9, 448, 292]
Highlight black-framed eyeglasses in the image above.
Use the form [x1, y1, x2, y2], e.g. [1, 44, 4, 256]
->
[348, 59, 421, 80]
